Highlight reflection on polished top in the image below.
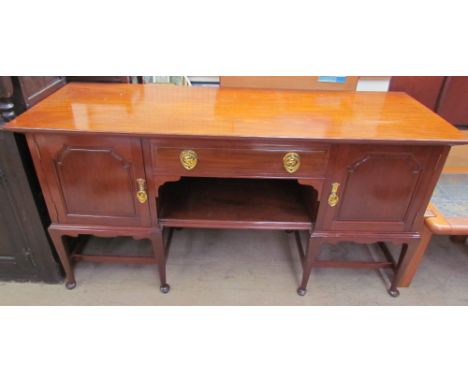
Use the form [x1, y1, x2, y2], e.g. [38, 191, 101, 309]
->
[5, 83, 467, 144]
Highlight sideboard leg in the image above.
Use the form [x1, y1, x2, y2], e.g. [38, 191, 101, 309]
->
[388, 239, 420, 297]
[297, 236, 322, 296]
[151, 230, 170, 294]
[48, 229, 76, 289]
[397, 224, 433, 287]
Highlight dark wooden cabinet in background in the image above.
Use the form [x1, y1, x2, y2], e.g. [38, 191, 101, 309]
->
[0, 127, 61, 282]
[0, 76, 63, 282]
[437, 77, 468, 126]
[66, 76, 131, 83]
[389, 77, 445, 111]
[0, 76, 134, 283]
[390, 76, 468, 127]
[14, 77, 65, 110]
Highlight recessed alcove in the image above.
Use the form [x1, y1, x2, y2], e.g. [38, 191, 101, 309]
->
[157, 177, 318, 230]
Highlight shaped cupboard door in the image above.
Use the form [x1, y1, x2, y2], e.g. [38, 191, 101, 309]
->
[318, 145, 447, 232]
[29, 134, 152, 227]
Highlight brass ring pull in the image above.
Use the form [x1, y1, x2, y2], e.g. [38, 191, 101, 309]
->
[328, 182, 340, 207]
[136, 178, 148, 204]
[180, 149, 198, 171]
[283, 152, 301, 174]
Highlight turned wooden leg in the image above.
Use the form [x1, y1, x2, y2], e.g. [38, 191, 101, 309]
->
[388, 239, 420, 297]
[397, 223, 433, 288]
[48, 229, 76, 289]
[297, 236, 323, 296]
[151, 230, 170, 294]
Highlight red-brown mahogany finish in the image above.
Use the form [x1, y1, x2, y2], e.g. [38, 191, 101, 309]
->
[5, 83, 467, 296]
[6, 83, 466, 144]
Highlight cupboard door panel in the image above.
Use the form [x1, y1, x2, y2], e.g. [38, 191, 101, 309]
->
[319, 145, 443, 232]
[31, 134, 151, 227]
[337, 152, 421, 222]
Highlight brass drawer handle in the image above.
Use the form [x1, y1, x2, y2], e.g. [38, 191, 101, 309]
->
[283, 152, 301, 174]
[180, 149, 198, 171]
[136, 178, 148, 204]
[328, 182, 340, 207]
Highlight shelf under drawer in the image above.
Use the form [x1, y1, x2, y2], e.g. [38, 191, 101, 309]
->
[158, 178, 315, 230]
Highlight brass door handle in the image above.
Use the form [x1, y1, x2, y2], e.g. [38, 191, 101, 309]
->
[283, 152, 301, 174]
[328, 182, 340, 207]
[136, 178, 148, 204]
[180, 149, 198, 170]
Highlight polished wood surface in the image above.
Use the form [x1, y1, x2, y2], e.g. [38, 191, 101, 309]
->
[317, 144, 447, 233]
[28, 134, 152, 227]
[149, 138, 329, 179]
[389, 76, 468, 127]
[9, 82, 468, 296]
[5, 83, 467, 144]
[159, 178, 315, 230]
[424, 203, 468, 235]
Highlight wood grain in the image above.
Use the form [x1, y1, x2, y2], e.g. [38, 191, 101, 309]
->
[30, 133, 152, 227]
[5, 83, 467, 145]
[11, 82, 467, 295]
[149, 138, 329, 178]
[158, 178, 315, 230]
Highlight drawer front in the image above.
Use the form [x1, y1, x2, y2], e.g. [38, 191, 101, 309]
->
[149, 140, 329, 178]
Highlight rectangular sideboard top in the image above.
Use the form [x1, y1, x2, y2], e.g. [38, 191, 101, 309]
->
[5, 83, 467, 145]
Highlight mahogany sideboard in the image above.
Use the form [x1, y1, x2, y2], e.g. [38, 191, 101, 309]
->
[5, 83, 467, 296]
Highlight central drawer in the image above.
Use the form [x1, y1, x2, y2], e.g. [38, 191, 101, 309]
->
[148, 139, 329, 178]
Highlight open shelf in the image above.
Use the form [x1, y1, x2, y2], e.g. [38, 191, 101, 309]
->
[158, 178, 316, 230]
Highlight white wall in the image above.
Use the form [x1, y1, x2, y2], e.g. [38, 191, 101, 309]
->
[356, 76, 390, 91]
